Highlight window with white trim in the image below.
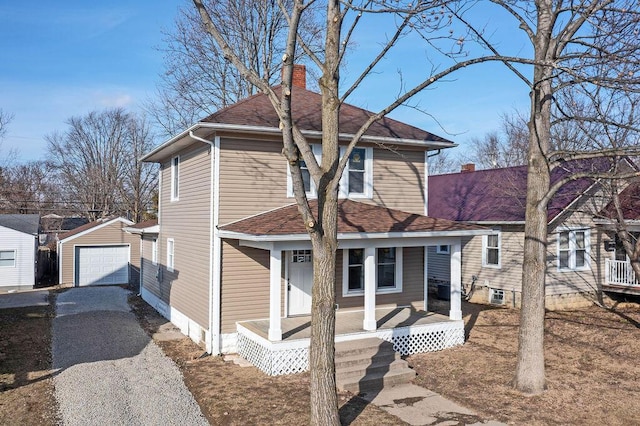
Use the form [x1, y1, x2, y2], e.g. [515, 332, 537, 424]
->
[482, 230, 501, 268]
[342, 247, 402, 296]
[436, 245, 450, 254]
[339, 147, 373, 198]
[170, 156, 179, 201]
[557, 228, 590, 271]
[287, 145, 321, 197]
[151, 239, 158, 265]
[167, 238, 175, 272]
[0, 250, 16, 267]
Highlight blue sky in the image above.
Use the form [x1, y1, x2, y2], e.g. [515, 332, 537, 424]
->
[0, 1, 531, 162]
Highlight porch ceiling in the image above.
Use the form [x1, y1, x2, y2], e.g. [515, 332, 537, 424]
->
[237, 306, 453, 342]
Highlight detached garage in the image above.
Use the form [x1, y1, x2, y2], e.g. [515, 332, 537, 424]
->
[58, 217, 140, 287]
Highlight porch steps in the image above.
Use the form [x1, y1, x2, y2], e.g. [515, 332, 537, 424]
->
[335, 338, 416, 394]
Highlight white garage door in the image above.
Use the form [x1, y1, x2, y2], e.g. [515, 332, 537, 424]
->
[75, 245, 130, 286]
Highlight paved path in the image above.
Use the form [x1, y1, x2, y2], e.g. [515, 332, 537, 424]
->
[52, 286, 208, 426]
[361, 383, 506, 426]
[0, 289, 49, 309]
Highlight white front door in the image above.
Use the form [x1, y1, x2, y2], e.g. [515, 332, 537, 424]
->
[288, 250, 313, 316]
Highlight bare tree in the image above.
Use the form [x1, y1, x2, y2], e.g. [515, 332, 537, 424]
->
[147, 0, 322, 137]
[188, 0, 640, 420]
[0, 109, 16, 170]
[0, 161, 58, 214]
[47, 109, 157, 221]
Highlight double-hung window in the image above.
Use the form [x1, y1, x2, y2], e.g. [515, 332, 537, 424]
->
[167, 238, 175, 272]
[170, 156, 180, 201]
[0, 250, 16, 267]
[558, 228, 590, 271]
[343, 247, 402, 296]
[287, 145, 321, 197]
[339, 147, 373, 198]
[482, 230, 501, 268]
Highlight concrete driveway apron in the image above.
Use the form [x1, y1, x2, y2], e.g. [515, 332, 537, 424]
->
[52, 286, 208, 426]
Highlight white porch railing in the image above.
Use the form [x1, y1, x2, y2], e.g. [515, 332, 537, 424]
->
[605, 259, 640, 287]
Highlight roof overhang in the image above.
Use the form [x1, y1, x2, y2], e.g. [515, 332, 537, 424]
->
[218, 228, 491, 251]
[140, 122, 456, 163]
[123, 225, 159, 235]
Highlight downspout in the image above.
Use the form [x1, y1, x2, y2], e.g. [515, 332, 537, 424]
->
[189, 131, 222, 355]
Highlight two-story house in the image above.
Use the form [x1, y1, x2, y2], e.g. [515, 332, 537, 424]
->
[137, 66, 489, 375]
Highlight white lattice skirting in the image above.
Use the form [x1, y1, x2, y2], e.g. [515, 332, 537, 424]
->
[237, 320, 465, 376]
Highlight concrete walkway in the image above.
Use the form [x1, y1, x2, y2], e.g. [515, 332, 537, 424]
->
[360, 383, 505, 426]
[0, 288, 49, 309]
[52, 286, 208, 426]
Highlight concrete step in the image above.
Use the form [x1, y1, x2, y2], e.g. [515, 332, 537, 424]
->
[335, 338, 415, 394]
[337, 368, 417, 395]
[336, 357, 409, 380]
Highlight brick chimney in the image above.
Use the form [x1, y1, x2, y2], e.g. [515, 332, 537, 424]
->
[461, 163, 475, 173]
[291, 64, 306, 89]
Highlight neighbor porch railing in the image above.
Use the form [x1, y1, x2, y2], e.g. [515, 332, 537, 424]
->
[605, 259, 640, 287]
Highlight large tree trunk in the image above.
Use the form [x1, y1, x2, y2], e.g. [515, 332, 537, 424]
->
[514, 4, 554, 394]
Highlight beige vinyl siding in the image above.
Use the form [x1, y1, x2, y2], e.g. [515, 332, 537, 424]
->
[59, 221, 140, 286]
[461, 226, 524, 292]
[220, 240, 273, 333]
[158, 143, 211, 328]
[372, 148, 425, 214]
[218, 137, 428, 224]
[140, 235, 160, 298]
[335, 246, 425, 310]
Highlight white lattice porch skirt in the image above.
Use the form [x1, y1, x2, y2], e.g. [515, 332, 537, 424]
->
[236, 320, 465, 376]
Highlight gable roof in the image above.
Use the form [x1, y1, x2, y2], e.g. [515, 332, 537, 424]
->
[599, 179, 640, 221]
[141, 86, 455, 162]
[218, 199, 486, 240]
[428, 159, 612, 223]
[0, 214, 40, 235]
[58, 217, 134, 242]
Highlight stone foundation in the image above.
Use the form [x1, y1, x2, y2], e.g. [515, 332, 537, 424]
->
[467, 285, 596, 310]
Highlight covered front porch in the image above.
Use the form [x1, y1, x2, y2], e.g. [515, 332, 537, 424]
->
[236, 306, 464, 375]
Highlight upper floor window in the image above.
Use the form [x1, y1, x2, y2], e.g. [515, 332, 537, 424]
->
[170, 156, 180, 201]
[287, 145, 321, 198]
[167, 238, 175, 272]
[482, 230, 501, 268]
[0, 250, 16, 267]
[339, 147, 373, 198]
[558, 228, 590, 271]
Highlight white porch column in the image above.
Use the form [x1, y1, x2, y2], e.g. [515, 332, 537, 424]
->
[423, 245, 429, 311]
[268, 249, 282, 341]
[449, 239, 462, 320]
[363, 246, 377, 331]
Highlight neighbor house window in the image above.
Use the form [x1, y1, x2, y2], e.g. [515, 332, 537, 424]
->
[339, 147, 373, 198]
[342, 247, 402, 296]
[482, 231, 501, 268]
[151, 239, 158, 265]
[558, 229, 590, 271]
[0, 250, 16, 267]
[170, 156, 180, 201]
[287, 145, 321, 198]
[167, 238, 175, 272]
[436, 245, 450, 254]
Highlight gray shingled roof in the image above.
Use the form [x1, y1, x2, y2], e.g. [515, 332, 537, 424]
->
[0, 214, 40, 235]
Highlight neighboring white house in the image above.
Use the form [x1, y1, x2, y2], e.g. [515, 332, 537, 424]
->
[0, 214, 40, 290]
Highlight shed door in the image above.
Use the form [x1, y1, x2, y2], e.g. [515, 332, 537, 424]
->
[75, 245, 130, 286]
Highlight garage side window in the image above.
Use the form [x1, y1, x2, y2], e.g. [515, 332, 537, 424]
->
[0, 250, 16, 267]
[170, 156, 180, 201]
[167, 238, 175, 272]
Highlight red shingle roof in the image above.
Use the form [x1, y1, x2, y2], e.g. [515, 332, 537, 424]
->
[428, 159, 612, 223]
[219, 199, 484, 236]
[202, 86, 452, 144]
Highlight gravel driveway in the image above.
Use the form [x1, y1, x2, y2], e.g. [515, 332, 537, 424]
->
[52, 286, 208, 426]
